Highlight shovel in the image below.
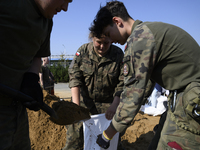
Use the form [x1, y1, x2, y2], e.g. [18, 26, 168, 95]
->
[49, 100, 91, 125]
[0, 83, 58, 119]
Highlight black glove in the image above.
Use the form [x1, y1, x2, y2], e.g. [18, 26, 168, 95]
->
[20, 72, 44, 111]
[96, 131, 111, 149]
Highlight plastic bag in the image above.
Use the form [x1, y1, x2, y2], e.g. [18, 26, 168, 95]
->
[141, 96, 167, 116]
[83, 113, 119, 150]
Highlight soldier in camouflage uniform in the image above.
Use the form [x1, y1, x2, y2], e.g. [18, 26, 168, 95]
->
[39, 57, 55, 95]
[90, 1, 200, 149]
[62, 32, 124, 150]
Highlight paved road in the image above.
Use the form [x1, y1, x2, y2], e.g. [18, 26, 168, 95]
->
[54, 82, 71, 99]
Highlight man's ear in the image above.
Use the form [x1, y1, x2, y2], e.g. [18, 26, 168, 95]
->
[112, 17, 123, 27]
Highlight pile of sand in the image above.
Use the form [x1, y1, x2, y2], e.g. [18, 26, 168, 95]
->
[27, 91, 160, 150]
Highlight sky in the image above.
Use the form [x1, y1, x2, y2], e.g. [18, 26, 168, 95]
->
[50, 0, 200, 56]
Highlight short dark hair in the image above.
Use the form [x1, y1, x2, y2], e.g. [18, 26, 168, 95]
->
[89, 1, 132, 38]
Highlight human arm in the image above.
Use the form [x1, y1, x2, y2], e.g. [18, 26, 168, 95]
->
[101, 80, 155, 144]
[27, 57, 41, 74]
[49, 69, 55, 82]
[96, 125, 117, 149]
[71, 86, 80, 105]
[39, 72, 43, 87]
[19, 19, 52, 110]
[110, 24, 156, 134]
[97, 24, 157, 148]
[105, 48, 124, 120]
[20, 57, 44, 111]
[68, 45, 89, 105]
[105, 96, 120, 120]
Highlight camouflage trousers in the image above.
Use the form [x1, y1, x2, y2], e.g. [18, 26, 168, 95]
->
[156, 82, 200, 150]
[62, 100, 112, 150]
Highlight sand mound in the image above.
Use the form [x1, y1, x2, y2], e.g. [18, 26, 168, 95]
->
[27, 91, 160, 150]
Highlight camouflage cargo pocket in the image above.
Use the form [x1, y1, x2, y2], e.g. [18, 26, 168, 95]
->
[183, 82, 200, 123]
[158, 134, 200, 150]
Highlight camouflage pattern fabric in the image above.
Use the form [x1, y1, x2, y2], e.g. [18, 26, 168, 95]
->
[40, 66, 53, 89]
[40, 65, 54, 94]
[110, 20, 200, 148]
[62, 122, 84, 150]
[68, 42, 124, 102]
[63, 42, 124, 150]
[112, 20, 157, 132]
[157, 82, 200, 149]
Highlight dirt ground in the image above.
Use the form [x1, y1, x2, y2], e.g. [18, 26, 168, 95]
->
[27, 90, 160, 150]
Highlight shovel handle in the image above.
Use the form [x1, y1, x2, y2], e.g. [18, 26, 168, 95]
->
[0, 83, 58, 119]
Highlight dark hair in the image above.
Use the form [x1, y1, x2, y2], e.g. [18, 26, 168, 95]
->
[89, 1, 132, 38]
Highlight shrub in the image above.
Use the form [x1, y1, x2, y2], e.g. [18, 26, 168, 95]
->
[49, 62, 69, 82]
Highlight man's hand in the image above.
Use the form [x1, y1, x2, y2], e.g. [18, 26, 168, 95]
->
[105, 96, 120, 120]
[105, 103, 118, 120]
[96, 131, 111, 149]
[20, 72, 44, 111]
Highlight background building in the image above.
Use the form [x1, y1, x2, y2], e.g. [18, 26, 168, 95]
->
[49, 55, 74, 68]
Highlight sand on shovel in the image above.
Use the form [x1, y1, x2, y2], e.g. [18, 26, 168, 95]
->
[42, 90, 90, 125]
[49, 100, 91, 125]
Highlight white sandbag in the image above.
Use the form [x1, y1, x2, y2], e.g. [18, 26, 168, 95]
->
[83, 113, 119, 150]
[156, 95, 167, 112]
[140, 95, 167, 116]
[140, 104, 160, 116]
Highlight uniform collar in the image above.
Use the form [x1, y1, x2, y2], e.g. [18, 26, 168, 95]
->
[124, 20, 143, 52]
[131, 20, 143, 32]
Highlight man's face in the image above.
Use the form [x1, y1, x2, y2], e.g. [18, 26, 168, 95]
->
[103, 21, 127, 45]
[35, 0, 73, 19]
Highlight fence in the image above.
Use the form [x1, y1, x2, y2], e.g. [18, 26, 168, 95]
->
[49, 55, 74, 68]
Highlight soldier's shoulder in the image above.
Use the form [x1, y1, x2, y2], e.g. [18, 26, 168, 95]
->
[76, 43, 91, 56]
[110, 45, 124, 61]
[111, 45, 124, 54]
[77, 43, 90, 52]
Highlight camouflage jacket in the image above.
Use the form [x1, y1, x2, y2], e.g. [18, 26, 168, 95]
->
[68, 42, 124, 103]
[112, 20, 200, 132]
